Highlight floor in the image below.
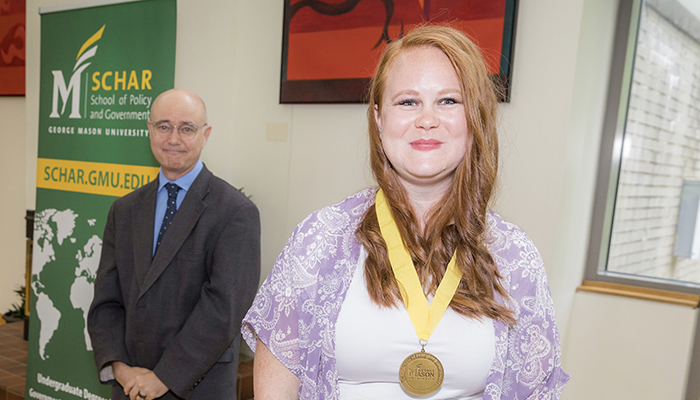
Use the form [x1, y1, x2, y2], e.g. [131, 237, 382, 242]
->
[0, 321, 26, 400]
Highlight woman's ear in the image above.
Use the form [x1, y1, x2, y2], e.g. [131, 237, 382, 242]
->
[374, 104, 382, 134]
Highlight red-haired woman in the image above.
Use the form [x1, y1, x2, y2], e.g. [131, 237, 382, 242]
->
[244, 25, 569, 400]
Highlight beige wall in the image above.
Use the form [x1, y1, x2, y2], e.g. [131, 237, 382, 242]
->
[4, 0, 696, 397]
[172, 0, 373, 275]
[564, 292, 698, 400]
[0, 97, 27, 314]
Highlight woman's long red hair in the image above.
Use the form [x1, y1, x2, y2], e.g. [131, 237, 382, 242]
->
[356, 25, 515, 324]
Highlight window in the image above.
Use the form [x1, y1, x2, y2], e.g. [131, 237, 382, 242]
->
[586, 0, 700, 294]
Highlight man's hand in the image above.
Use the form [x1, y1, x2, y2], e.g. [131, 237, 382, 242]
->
[112, 362, 169, 400]
[125, 371, 169, 400]
[112, 361, 149, 388]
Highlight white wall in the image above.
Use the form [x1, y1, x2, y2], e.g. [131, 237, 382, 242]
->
[0, 97, 27, 314]
[564, 292, 698, 400]
[174, 0, 373, 273]
[11, 0, 698, 397]
[495, 0, 591, 338]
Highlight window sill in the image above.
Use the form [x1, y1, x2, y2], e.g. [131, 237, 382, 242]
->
[577, 280, 700, 308]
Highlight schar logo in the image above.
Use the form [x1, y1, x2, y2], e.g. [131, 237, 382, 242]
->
[49, 25, 105, 119]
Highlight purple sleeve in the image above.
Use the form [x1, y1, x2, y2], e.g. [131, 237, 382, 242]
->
[242, 189, 374, 400]
[242, 220, 310, 379]
[485, 214, 570, 399]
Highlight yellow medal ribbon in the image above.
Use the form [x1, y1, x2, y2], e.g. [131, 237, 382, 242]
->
[375, 189, 463, 342]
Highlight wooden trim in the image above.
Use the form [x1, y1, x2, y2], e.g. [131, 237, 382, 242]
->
[577, 280, 700, 308]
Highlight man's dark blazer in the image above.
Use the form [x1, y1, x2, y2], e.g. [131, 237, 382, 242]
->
[88, 165, 260, 399]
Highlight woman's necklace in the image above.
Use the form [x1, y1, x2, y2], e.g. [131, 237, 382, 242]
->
[375, 189, 462, 396]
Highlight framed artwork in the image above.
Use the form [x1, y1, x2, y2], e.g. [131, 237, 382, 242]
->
[0, 0, 26, 95]
[280, 0, 518, 103]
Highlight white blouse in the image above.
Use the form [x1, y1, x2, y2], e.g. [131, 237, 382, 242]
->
[336, 250, 496, 399]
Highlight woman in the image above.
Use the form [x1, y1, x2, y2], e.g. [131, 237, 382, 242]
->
[243, 25, 569, 399]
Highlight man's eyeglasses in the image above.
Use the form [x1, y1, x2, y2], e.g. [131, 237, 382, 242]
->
[149, 120, 207, 141]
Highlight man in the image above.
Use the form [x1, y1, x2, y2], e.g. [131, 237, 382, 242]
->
[88, 89, 260, 400]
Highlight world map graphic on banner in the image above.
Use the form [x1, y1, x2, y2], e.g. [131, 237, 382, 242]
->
[31, 208, 101, 360]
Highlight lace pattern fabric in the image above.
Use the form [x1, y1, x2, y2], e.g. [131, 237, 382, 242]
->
[242, 188, 570, 399]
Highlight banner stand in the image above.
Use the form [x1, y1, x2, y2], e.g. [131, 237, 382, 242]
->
[27, 2, 176, 399]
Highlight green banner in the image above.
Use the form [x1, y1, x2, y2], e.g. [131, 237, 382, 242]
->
[28, 1, 175, 399]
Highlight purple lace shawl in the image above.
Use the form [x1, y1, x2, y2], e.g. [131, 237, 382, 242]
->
[242, 189, 570, 399]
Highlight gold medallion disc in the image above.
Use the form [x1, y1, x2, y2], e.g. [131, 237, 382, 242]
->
[398, 351, 444, 396]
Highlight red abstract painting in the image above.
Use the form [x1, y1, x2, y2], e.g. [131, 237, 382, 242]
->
[0, 0, 25, 95]
[281, 0, 517, 103]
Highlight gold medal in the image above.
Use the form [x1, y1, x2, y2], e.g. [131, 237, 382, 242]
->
[399, 350, 444, 396]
